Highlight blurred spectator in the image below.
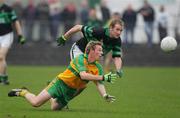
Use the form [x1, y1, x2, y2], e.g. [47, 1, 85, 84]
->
[11, 0, 24, 20]
[112, 12, 121, 19]
[100, 0, 111, 25]
[36, 0, 50, 42]
[157, 5, 168, 41]
[49, 0, 61, 42]
[23, 0, 36, 42]
[88, 0, 101, 8]
[86, 8, 102, 27]
[122, 4, 137, 45]
[138, 0, 155, 47]
[79, 0, 89, 25]
[61, 2, 77, 33]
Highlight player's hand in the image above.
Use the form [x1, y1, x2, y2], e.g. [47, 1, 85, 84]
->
[57, 35, 66, 46]
[103, 72, 117, 83]
[116, 69, 123, 78]
[103, 94, 116, 103]
[18, 35, 26, 44]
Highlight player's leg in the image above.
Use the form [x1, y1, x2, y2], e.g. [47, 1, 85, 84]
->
[48, 78, 79, 110]
[50, 98, 65, 110]
[46, 78, 69, 110]
[0, 33, 13, 85]
[8, 88, 52, 107]
[24, 89, 52, 107]
[46, 80, 63, 110]
[0, 47, 9, 84]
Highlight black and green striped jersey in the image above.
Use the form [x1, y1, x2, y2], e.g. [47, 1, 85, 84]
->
[0, 4, 18, 35]
[76, 25, 122, 58]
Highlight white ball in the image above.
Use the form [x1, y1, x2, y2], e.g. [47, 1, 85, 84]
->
[160, 36, 177, 52]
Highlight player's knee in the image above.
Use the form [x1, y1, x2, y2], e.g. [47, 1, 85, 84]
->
[51, 106, 61, 111]
[31, 103, 40, 107]
[51, 104, 63, 111]
[51, 104, 64, 111]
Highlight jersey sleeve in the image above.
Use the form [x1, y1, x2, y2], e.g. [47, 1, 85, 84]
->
[10, 10, 18, 22]
[81, 26, 105, 41]
[6, 6, 18, 22]
[95, 62, 104, 75]
[112, 40, 122, 58]
[95, 62, 104, 84]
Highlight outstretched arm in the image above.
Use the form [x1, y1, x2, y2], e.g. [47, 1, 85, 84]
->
[94, 81, 116, 102]
[13, 20, 23, 36]
[57, 25, 83, 46]
[63, 25, 83, 39]
[94, 81, 106, 97]
[80, 71, 103, 81]
[113, 57, 123, 78]
[13, 20, 26, 44]
[80, 71, 117, 83]
[113, 57, 122, 71]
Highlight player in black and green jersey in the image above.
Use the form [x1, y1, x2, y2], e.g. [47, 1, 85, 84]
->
[8, 41, 117, 110]
[57, 19, 124, 78]
[0, 0, 25, 85]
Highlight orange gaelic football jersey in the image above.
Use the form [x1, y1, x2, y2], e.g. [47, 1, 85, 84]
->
[57, 54, 103, 89]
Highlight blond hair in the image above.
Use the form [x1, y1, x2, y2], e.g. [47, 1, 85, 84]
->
[85, 41, 102, 54]
[109, 19, 124, 28]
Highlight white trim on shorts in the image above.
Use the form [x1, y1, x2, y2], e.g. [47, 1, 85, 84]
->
[70, 43, 83, 60]
[0, 32, 14, 48]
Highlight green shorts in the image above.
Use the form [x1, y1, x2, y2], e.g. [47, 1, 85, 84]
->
[46, 78, 77, 107]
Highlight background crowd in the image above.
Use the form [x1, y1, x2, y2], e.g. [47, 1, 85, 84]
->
[9, 0, 179, 47]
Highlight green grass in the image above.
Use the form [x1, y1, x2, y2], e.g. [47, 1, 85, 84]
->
[0, 66, 180, 118]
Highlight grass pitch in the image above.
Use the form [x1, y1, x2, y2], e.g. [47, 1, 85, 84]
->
[0, 66, 180, 118]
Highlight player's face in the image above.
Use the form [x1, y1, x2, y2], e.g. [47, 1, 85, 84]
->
[110, 24, 123, 38]
[93, 45, 103, 60]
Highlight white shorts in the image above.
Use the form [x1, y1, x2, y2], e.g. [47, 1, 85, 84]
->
[70, 43, 83, 60]
[0, 32, 14, 48]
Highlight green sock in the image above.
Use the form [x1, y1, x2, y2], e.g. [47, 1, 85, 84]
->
[0, 75, 8, 82]
[0, 76, 2, 82]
